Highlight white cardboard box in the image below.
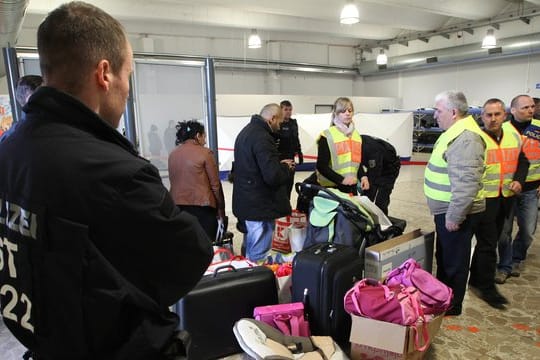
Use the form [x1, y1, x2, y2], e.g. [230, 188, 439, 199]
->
[349, 314, 444, 360]
[364, 229, 435, 280]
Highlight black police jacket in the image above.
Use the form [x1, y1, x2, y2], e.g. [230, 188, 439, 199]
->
[0, 87, 212, 359]
[277, 118, 302, 160]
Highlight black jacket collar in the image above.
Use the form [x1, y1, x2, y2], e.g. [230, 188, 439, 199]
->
[25, 86, 138, 156]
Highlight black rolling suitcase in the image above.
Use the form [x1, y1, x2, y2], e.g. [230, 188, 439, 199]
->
[291, 243, 363, 345]
[176, 265, 278, 359]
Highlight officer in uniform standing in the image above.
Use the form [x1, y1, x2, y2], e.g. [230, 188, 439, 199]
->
[277, 100, 303, 199]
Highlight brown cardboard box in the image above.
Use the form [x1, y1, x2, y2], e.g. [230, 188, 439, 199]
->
[349, 314, 444, 360]
[364, 229, 435, 280]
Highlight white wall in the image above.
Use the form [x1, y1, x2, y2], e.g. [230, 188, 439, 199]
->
[361, 54, 540, 109]
[216, 95, 400, 117]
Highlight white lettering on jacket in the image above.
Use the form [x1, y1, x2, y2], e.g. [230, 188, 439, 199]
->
[0, 199, 37, 240]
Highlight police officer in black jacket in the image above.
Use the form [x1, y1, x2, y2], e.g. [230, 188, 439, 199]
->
[360, 135, 401, 215]
[277, 100, 303, 199]
[0, 3, 212, 359]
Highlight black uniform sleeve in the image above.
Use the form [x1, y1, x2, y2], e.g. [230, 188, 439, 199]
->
[316, 135, 344, 185]
[513, 150, 530, 185]
[293, 119, 302, 154]
[111, 164, 213, 307]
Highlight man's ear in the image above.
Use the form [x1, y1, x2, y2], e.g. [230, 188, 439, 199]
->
[95, 59, 112, 91]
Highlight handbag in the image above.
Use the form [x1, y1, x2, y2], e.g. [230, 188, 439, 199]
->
[253, 302, 310, 337]
[344, 278, 429, 351]
[384, 258, 453, 315]
[205, 250, 258, 276]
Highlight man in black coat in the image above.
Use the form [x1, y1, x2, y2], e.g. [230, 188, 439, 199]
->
[0, 3, 212, 359]
[233, 104, 293, 262]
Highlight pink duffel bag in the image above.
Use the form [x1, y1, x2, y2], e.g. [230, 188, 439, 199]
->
[384, 258, 453, 315]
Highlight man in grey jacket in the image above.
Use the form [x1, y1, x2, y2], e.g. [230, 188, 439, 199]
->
[424, 91, 486, 316]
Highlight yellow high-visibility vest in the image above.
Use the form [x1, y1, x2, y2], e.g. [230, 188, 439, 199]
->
[424, 116, 486, 202]
[482, 122, 521, 198]
[317, 126, 362, 187]
[520, 118, 540, 182]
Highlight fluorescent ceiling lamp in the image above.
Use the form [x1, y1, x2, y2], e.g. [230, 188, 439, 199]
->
[481, 29, 497, 49]
[248, 29, 262, 49]
[376, 49, 387, 65]
[340, 3, 359, 25]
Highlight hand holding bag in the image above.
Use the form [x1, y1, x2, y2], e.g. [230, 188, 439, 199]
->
[253, 302, 310, 337]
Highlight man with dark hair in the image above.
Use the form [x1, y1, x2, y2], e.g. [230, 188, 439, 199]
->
[233, 103, 293, 262]
[533, 97, 540, 119]
[0, 75, 43, 142]
[15, 75, 43, 107]
[496, 94, 539, 283]
[277, 100, 303, 199]
[469, 98, 527, 308]
[0, 2, 212, 359]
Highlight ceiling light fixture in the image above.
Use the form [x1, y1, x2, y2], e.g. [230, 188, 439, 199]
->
[376, 49, 388, 65]
[340, 1, 359, 25]
[248, 29, 262, 49]
[481, 28, 497, 49]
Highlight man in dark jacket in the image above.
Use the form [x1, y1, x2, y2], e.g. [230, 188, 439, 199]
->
[233, 104, 293, 262]
[277, 100, 303, 199]
[360, 135, 401, 215]
[0, 2, 212, 359]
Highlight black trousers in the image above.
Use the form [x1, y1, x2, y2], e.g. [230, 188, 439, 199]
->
[177, 205, 217, 242]
[434, 213, 474, 309]
[470, 196, 515, 290]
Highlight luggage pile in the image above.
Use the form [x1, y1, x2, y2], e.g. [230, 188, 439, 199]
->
[172, 190, 447, 359]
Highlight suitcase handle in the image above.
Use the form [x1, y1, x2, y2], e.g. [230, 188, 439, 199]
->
[212, 265, 237, 276]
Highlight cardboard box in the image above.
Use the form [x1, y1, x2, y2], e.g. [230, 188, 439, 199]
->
[349, 314, 444, 360]
[364, 229, 435, 280]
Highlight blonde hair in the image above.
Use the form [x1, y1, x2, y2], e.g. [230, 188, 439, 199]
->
[331, 97, 354, 125]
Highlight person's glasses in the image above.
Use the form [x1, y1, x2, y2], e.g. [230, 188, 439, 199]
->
[339, 108, 353, 113]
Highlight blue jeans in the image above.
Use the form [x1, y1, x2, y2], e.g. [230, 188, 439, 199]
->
[496, 197, 517, 273]
[513, 188, 538, 263]
[245, 220, 274, 262]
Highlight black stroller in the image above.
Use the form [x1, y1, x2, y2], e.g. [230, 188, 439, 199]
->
[295, 182, 405, 251]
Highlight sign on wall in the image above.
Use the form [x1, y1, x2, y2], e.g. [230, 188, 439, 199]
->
[0, 95, 13, 137]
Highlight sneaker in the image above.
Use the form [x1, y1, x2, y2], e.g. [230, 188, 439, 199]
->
[510, 263, 521, 277]
[495, 271, 510, 284]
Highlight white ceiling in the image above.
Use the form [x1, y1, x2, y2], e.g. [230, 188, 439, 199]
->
[23, 0, 540, 49]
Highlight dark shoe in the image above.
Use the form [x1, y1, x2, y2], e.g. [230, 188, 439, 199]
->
[510, 263, 521, 277]
[445, 305, 462, 316]
[495, 271, 510, 284]
[469, 286, 508, 309]
[491, 289, 509, 305]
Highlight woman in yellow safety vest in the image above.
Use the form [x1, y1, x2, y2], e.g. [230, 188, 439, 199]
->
[316, 97, 369, 195]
